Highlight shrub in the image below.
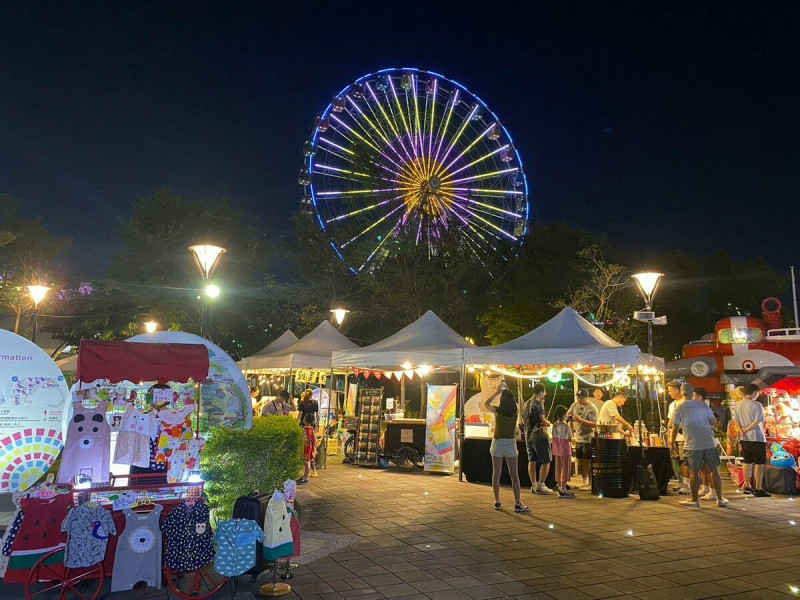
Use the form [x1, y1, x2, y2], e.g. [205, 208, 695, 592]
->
[201, 415, 304, 520]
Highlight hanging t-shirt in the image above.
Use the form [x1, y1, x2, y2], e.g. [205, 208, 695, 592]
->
[166, 438, 205, 483]
[262, 490, 294, 560]
[213, 519, 265, 577]
[113, 407, 159, 468]
[161, 501, 214, 572]
[61, 503, 116, 568]
[57, 400, 111, 484]
[111, 505, 163, 592]
[155, 406, 194, 463]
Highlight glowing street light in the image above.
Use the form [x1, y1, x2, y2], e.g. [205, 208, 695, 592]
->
[632, 272, 664, 309]
[27, 285, 50, 344]
[329, 306, 350, 326]
[189, 244, 226, 340]
[144, 321, 159, 334]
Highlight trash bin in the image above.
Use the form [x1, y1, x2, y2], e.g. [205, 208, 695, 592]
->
[591, 437, 628, 498]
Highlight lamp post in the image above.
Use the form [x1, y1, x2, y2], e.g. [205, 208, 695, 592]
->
[188, 244, 226, 339]
[632, 272, 666, 432]
[27, 285, 50, 345]
[329, 306, 350, 327]
[144, 321, 159, 334]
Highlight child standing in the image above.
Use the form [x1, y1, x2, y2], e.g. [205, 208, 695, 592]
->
[299, 413, 317, 484]
[552, 405, 574, 498]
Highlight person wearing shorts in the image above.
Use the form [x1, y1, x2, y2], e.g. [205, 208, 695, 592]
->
[667, 380, 691, 494]
[669, 382, 728, 508]
[567, 388, 597, 487]
[737, 384, 771, 497]
[522, 383, 552, 495]
[482, 386, 529, 513]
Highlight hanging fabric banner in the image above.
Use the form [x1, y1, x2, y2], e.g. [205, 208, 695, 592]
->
[424, 384, 457, 474]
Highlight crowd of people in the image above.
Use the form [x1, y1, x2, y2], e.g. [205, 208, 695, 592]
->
[483, 378, 772, 510]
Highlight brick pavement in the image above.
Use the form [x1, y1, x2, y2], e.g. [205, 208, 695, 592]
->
[3, 460, 800, 599]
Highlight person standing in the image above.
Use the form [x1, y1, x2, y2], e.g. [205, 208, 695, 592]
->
[297, 389, 319, 427]
[298, 413, 317, 484]
[737, 384, 771, 497]
[591, 388, 606, 415]
[666, 380, 691, 495]
[522, 383, 552, 495]
[261, 390, 295, 416]
[567, 388, 597, 488]
[552, 405, 574, 498]
[669, 382, 728, 508]
[598, 393, 633, 432]
[482, 388, 529, 513]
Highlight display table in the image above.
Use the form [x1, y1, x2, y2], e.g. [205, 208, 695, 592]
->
[461, 438, 555, 488]
[625, 446, 671, 496]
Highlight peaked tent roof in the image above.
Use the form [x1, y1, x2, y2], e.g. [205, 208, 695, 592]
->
[240, 330, 299, 371]
[249, 320, 359, 370]
[464, 307, 664, 370]
[332, 310, 474, 369]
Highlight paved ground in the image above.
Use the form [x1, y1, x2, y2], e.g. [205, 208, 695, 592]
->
[4, 461, 800, 599]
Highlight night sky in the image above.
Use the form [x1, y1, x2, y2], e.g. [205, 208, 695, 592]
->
[1, 3, 799, 278]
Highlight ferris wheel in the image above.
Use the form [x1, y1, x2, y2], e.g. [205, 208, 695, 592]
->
[299, 68, 529, 274]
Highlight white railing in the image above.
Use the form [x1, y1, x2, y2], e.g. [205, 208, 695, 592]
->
[766, 328, 800, 340]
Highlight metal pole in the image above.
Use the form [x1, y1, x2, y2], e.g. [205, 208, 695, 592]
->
[792, 266, 799, 330]
[458, 362, 466, 482]
[647, 320, 654, 357]
[323, 368, 334, 469]
[32, 309, 39, 344]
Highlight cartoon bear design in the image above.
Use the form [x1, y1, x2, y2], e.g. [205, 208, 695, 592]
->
[57, 401, 110, 484]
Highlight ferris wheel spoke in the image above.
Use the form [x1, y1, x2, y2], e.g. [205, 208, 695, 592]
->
[345, 96, 394, 150]
[444, 167, 518, 186]
[450, 202, 517, 241]
[326, 195, 405, 223]
[389, 76, 418, 159]
[449, 193, 521, 218]
[330, 113, 399, 173]
[411, 75, 425, 159]
[358, 214, 405, 271]
[432, 89, 459, 166]
[318, 136, 356, 157]
[436, 103, 480, 170]
[341, 107, 407, 175]
[427, 78, 438, 159]
[451, 187, 525, 196]
[366, 83, 415, 165]
[438, 125, 503, 176]
[316, 187, 405, 197]
[339, 202, 407, 249]
[444, 144, 509, 178]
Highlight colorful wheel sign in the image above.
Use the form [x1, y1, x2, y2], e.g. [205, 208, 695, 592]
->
[0, 330, 69, 492]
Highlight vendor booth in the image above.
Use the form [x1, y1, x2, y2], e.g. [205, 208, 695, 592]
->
[240, 330, 299, 395]
[332, 310, 474, 474]
[462, 307, 667, 496]
[0, 338, 218, 594]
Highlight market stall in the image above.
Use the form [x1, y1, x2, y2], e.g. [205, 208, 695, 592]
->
[0, 338, 225, 597]
[332, 310, 474, 474]
[240, 330, 298, 398]
[463, 307, 667, 495]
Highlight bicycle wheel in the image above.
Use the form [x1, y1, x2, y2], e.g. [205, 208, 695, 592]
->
[164, 564, 229, 599]
[25, 548, 105, 600]
[394, 446, 419, 472]
[343, 435, 356, 463]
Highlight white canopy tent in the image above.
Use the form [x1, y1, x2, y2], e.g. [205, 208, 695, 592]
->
[252, 320, 358, 370]
[240, 329, 299, 371]
[332, 310, 475, 370]
[464, 307, 664, 371]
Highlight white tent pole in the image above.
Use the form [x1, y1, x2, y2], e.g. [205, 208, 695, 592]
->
[401, 375, 406, 410]
[458, 351, 466, 482]
[322, 368, 334, 469]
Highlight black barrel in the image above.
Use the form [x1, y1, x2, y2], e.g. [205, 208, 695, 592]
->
[591, 437, 628, 498]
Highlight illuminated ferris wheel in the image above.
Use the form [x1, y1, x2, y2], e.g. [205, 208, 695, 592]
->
[299, 68, 530, 273]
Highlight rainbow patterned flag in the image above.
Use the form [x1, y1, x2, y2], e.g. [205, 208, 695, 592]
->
[424, 385, 457, 474]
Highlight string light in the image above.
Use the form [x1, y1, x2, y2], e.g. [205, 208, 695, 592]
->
[484, 364, 638, 388]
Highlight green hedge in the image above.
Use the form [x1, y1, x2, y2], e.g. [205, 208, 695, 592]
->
[201, 415, 305, 520]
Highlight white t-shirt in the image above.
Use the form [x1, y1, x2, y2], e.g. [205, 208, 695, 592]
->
[735, 398, 766, 442]
[667, 400, 686, 443]
[670, 400, 716, 451]
[598, 400, 620, 426]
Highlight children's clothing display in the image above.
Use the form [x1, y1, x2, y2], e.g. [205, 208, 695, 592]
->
[166, 438, 205, 483]
[262, 490, 294, 560]
[213, 519, 265, 577]
[111, 504, 163, 592]
[161, 501, 214, 571]
[57, 400, 111, 484]
[3, 491, 73, 583]
[61, 503, 117, 568]
[113, 406, 159, 468]
[155, 405, 194, 463]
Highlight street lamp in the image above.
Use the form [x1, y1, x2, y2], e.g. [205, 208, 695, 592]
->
[329, 305, 350, 327]
[27, 285, 50, 344]
[144, 321, 159, 334]
[189, 244, 226, 340]
[632, 272, 666, 355]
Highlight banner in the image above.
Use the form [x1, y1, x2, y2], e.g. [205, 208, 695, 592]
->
[424, 384, 457, 474]
[0, 330, 70, 492]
